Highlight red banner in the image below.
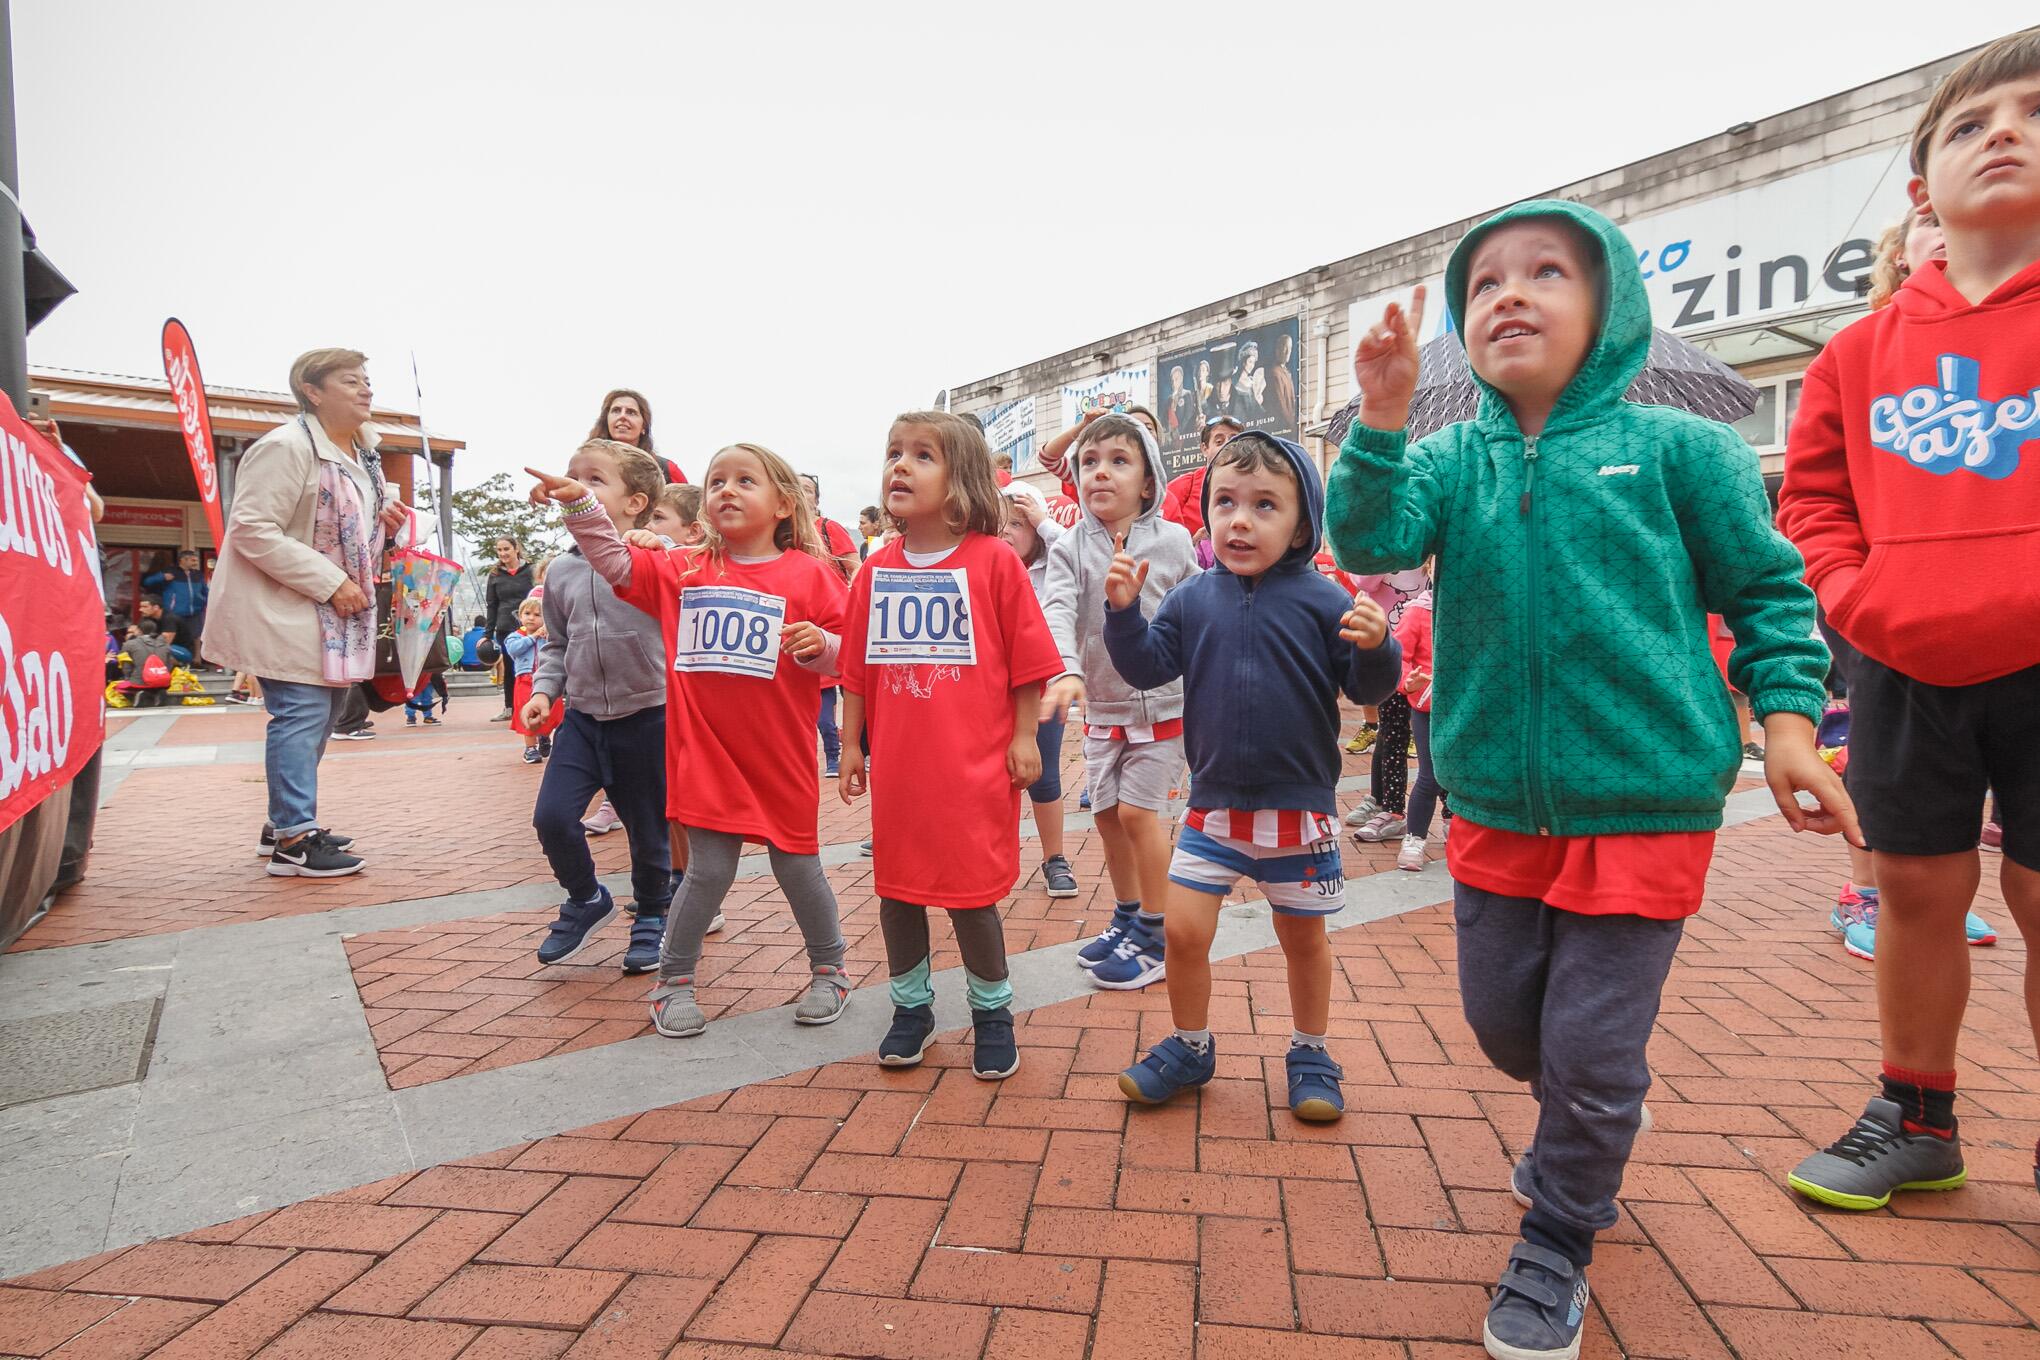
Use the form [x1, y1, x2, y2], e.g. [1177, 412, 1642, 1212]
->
[0, 401, 105, 836]
[161, 318, 224, 546]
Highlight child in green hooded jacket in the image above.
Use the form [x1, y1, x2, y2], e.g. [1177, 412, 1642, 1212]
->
[1327, 199, 1856, 1360]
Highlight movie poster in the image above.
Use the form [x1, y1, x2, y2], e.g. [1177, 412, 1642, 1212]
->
[1154, 319, 1302, 478]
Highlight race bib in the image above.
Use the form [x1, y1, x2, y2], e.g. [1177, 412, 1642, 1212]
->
[676, 585, 785, 679]
[865, 567, 976, 666]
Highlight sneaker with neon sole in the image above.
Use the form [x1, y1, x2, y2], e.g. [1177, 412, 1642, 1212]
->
[1787, 1097, 1966, 1211]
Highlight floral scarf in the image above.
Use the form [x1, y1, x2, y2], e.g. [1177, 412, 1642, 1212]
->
[306, 418, 388, 683]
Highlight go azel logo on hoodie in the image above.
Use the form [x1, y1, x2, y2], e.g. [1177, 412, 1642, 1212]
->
[1869, 354, 2040, 479]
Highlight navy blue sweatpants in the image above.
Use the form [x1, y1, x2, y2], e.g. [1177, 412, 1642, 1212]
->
[532, 705, 673, 912]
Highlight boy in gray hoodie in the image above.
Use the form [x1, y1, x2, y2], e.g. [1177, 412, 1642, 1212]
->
[522, 441, 676, 975]
[1041, 414, 1199, 988]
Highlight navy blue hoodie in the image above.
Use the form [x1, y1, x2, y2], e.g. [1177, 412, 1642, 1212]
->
[1104, 433, 1401, 815]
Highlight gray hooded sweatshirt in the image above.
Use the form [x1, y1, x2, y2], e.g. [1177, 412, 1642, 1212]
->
[1039, 420, 1198, 727]
[532, 549, 667, 721]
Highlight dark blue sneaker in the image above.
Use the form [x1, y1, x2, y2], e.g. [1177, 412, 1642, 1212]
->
[878, 1003, 936, 1067]
[1077, 903, 1138, 969]
[1511, 1153, 1537, 1209]
[622, 913, 665, 975]
[1079, 788, 1091, 810]
[1089, 917, 1165, 990]
[1483, 1243, 1589, 1360]
[1286, 1045, 1345, 1122]
[971, 1006, 1020, 1080]
[537, 886, 617, 965]
[1118, 1035, 1216, 1104]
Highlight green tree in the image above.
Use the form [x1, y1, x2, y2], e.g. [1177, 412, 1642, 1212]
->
[419, 472, 564, 561]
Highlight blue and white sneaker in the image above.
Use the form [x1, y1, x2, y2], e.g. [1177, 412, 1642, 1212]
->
[537, 886, 617, 965]
[1830, 882, 1877, 933]
[1089, 917, 1165, 990]
[1967, 911, 1999, 946]
[1077, 903, 1138, 969]
[621, 913, 665, 975]
[1118, 1035, 1216, 1104]
[1483, 1243, 1589, 1360]
[1838, 893, 1996, 959]
[1286, 1045, 1345, 1122]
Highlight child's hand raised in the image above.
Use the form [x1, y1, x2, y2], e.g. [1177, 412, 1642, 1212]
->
[1104, 532, 1150, 611]
[1352, 284, 1425, 431]
[1340, 592, 1388, 648]
[782, 620, 826, 663]
[524, 467, 590, 508]
[621, 528, 665, 550]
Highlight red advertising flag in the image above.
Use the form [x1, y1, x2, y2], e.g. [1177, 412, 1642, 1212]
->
[0, 404, 106, 836]
[161, 318, 224, 545]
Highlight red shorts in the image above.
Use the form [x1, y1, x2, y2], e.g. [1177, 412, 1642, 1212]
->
[510, 672, 563, 737]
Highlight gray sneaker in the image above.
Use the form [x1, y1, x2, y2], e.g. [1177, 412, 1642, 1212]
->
[1787, 1097, 1965, 1211]
[794, 966, 851, 1025]
[1343, 796, 1381, 828]
[648, 979, 706, 1037]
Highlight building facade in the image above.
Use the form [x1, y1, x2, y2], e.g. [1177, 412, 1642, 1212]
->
[949, 44, 1981, 493]
[33, 367, 463, 618]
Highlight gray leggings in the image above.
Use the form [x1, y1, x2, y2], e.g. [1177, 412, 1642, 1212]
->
[879, 899, 1009, 982]
[660, 827, 846, 980]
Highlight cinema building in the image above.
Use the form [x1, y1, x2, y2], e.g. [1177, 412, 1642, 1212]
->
[947, 43, 1981, 495]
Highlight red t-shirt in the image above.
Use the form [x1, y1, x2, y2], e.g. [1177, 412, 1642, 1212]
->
[841, 534, 1064, 908]
[1448, 818, 1715, 920]
[613, 545, 847, 855]
[820, 517, 857, 559]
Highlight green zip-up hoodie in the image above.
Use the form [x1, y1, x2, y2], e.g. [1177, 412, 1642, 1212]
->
[1325, 199, 1828, 837]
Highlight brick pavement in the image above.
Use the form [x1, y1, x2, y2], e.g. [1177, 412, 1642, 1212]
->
[5, 811, 2034, 1357]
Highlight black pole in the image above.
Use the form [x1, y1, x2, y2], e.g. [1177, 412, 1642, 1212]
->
[0, 0, 24, 409]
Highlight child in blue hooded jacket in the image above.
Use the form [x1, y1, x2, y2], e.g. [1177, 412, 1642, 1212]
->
[1101, 431, 1400, 1122]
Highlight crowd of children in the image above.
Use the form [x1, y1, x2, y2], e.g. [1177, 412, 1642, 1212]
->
[493, 34, 2035, 1360]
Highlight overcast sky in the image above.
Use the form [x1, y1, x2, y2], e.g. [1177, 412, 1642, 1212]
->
[16, 2, 2035, 532]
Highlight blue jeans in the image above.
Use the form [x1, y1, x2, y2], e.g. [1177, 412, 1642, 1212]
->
[817, 686, 841, 762]
[259, 677, 346, 837]
[533, 706, 674, 911]
[1028, 714, 1065, 804]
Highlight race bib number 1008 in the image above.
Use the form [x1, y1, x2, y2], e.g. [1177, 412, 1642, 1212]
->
[866, 567, 975, 666]
[676, 585, 785, 679]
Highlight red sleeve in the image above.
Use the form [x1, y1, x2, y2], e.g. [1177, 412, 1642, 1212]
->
[1775, 350, 1866, 615]
[611, 541, 683, 616]
[805, 552, 848, 634]
[1394, 606, 1430, 685]
[823, 519, 856, 557]
[839, 556, 873, 697]
[1161, 472, 1204, 535]
[991, 540, 1064, 689]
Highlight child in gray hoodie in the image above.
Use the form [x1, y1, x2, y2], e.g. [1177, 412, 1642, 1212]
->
[1040, 414, 1199, 989]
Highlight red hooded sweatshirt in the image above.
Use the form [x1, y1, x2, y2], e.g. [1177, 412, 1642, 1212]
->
[1777, 258, 2040, 687]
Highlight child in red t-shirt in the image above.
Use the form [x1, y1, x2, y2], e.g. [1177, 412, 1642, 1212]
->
[839, 412, 1064, 1080]
[531, 442, 854, 1038]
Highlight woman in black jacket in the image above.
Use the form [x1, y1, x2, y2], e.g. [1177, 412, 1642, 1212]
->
[484, 536, 534, 720]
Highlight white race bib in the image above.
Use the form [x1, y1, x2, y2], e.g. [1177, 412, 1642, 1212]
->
[865, 567, 975, 666]
[676, 585, 785, 679]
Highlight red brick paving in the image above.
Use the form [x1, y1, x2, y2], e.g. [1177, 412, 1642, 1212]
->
[6, 812, 2035, 1356]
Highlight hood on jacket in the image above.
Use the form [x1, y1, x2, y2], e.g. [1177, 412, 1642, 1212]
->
[1199, 431, 1323, 575]
[1892, 255, 2040, 319]
[1074, 417, 1169, 532]
[1442, 198, 1652, 436]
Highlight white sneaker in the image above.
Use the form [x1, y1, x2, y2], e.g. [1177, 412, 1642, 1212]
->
[1353, 810, 1406, 842]
[1343, 796, 1381, 828]
[1396, 835, 1427, 872]
[581, 800, 624, 834]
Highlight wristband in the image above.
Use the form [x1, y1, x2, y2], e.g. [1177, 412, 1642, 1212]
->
[561, 494, 600, 518]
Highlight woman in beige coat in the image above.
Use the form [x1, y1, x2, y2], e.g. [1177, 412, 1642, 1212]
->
[204, 348, 408, 879]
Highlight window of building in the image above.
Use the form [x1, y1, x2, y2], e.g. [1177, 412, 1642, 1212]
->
[1730, 375, 1805, 453]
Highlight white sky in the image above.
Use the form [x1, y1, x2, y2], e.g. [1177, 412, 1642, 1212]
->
[16, 2, 2036, 530]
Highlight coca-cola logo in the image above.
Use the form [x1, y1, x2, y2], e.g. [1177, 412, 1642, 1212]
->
[164, 346, 217, 499]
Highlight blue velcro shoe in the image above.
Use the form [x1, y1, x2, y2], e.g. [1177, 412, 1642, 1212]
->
[1484, 1243, 1589, 1360]
[1286, 1045, 1345, 1122]
[537, 886, 617, 965]
[1119, 1035, 1216, 1104]
[878, 1004, 936, 1067]
[622, 913, 665, 975]
[1510, 1153, 1537, 1208]
[971, 1006, 1020, 1080]
[1090, 917, 1165, 990]
[1077, 903, 1138, 969]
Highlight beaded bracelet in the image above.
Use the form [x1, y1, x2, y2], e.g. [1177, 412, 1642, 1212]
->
[561, 494, 600, 517]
